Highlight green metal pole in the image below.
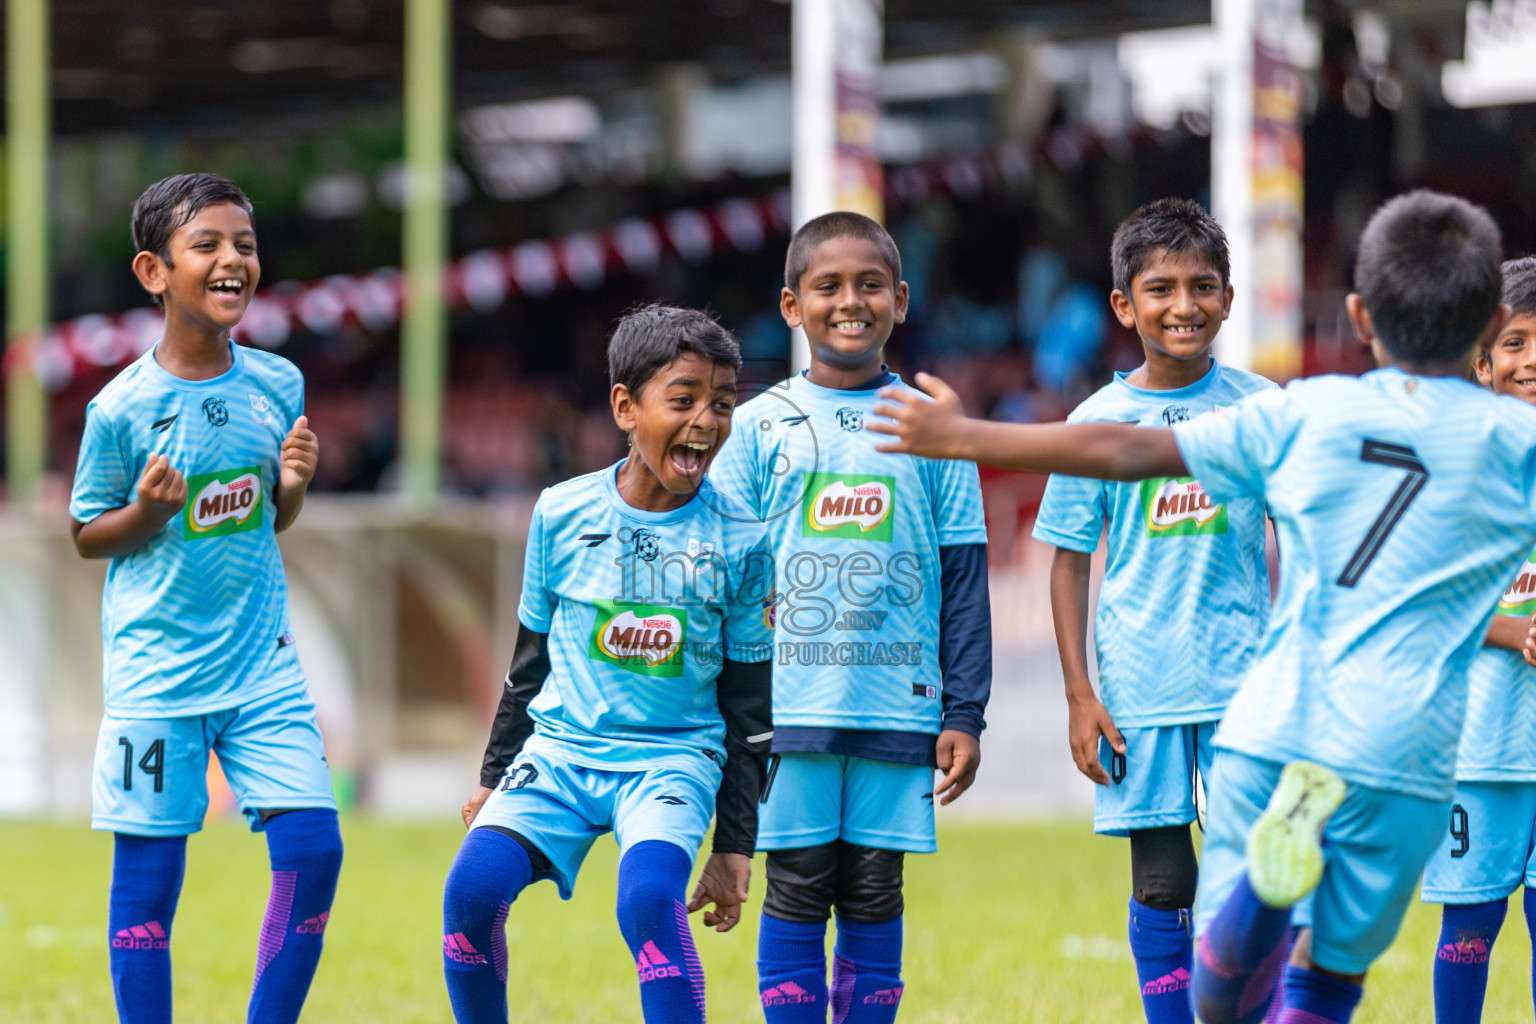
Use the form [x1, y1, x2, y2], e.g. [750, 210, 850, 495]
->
[401, 0, 449, 503]
[5, 0, 50, 504]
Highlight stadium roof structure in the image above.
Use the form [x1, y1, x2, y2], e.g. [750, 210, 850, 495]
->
[4, 0, 1469, 136]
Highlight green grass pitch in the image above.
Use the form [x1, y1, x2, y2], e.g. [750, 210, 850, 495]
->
[2, 819, 1530, 1022]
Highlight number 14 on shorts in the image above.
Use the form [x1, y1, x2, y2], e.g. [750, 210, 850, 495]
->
[119, 737, 166, 793]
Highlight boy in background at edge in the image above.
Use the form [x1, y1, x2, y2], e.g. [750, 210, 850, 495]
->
[1420, 256, 1536, 1024]
[70, 173, 341, 1024]
[1032, 198, 1275, 1024]
[449, 305, 774, 1024]
[709, 211, 992, 1023]
[869, 190, 1536, 1024]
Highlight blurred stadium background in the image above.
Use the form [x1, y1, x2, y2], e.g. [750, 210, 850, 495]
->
[6, 0, 1536, 820]
[5, 2, 1536, 1018]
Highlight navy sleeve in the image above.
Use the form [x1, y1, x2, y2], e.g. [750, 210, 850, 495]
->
[479, 625, 552, 788]
[713, 658, 774, 854]
[938, 543, 992, 737]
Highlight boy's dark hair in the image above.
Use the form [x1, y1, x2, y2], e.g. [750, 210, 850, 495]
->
[1501, 257, 1536, 318]
[609, 304, 742, 399]
[132, 172, 254, 269]
[784, 211, 902, 292]
[1355, 190, 1503, 365]
[1110, 197, 1230, 294]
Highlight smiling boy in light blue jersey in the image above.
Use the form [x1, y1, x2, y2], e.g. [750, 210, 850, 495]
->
[70, 173, 341, 1024]
[1419, 257, 1536, 1024]
[869, 190, 1536, 1024]
[445, 306, 775, 1024]
[710, 211, 991, 1024]
[1033, 198, 1274, 1024]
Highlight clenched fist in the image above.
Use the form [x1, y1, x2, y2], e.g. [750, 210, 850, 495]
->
[136, 452, 187, 525]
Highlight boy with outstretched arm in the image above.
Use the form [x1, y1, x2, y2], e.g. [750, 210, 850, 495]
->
[1419, 257, 1536, 1023]
[447, 305, 775, 1023]
[70, 173, 341, 1024]
[1031, 198, 1274, 1024]
[871, 190, 1536, 1024]
[709, 211, 992, 1023]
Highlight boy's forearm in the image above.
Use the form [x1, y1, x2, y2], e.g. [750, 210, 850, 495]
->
[72, 505, 165, 559]
[273, 482, 307, 534]
[1049, 548, 1098, 702]
[1485, 614, 1529, 653]
[953, 420, 1188, 481]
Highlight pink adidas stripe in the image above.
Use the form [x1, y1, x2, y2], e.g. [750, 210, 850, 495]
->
[252, 870, 297, 990]
[672, 899, 706, 1016]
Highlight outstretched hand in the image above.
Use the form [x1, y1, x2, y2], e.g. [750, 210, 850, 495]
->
[686, 852, 751, 932]
[867, 372, 968, 458]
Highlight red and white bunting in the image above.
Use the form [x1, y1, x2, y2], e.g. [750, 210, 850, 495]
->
[26, 126, 1148, 391]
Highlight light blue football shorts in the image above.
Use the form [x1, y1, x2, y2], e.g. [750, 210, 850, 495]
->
[1094, 722, 1217, 836]
[91, 682, 336, 837]
[1421, 781, 1536, 904]
[756, 752, 937, 854]
[471, 744, 720, 900]
[1195, 750, 1449, 976]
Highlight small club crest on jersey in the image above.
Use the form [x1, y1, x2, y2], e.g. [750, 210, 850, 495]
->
[632, 528, 660, 562]
[1161, 405, 1191, 425]
[202, 396, 228, 427]
[249, 392, 275, 425]
[835, 407, 865, 432]
[687, 536, 715, 562]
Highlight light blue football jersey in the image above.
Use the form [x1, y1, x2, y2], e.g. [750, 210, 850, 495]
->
[69, 343, 306, 718]
[1456, 547, 1536, 781]
[1032, 360, 1275, 727]
[1174, 368, 1536, 800]
[517, 463, 774, 771]
[707, 373, 988, 734]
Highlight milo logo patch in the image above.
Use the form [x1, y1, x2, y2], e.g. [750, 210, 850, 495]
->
[1140, 477, 1228, 537]
[184, 466, 264, 540]
[589, 600, 687, 677]
[1497, 550, 1536, 617]
[802, 473, 895, 541]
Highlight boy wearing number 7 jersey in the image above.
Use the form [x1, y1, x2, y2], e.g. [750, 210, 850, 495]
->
[1419, 257, 1536, 1024]
[70, 174, 341, 1024]
[869, 191, 1536, 1023]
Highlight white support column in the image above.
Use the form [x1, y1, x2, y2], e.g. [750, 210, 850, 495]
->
[1212, 0, 1305, 380]
[1212, 0, 1256, 373]
[791, 0, 883, 373]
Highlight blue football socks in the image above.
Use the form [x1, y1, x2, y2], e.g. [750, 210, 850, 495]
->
[1191, 874, 1291, 1024]
[247, 809, 344, 1024]
[1525, 889, 1536, 1016]
[442, 827, 534, 1023]
[1432, 899, 1506, 1023]
[830, 915, 903, 1024]
[109, 834, 187, 1024]
[615, 840, 706, 1024]
[758, 913, 830, 1023]
[1129, 898, 1194, 1024]
[1277, 963, 1362, 1023]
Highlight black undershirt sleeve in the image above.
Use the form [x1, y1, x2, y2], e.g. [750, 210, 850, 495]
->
[712, 658, 773, 855]
[479, 625, 552, 789]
